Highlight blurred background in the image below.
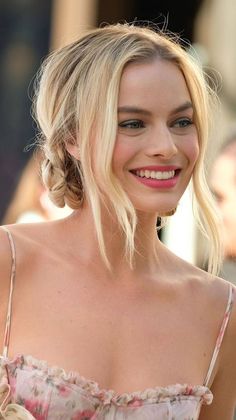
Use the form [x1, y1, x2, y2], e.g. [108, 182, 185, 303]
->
[1, 0, 236, 276]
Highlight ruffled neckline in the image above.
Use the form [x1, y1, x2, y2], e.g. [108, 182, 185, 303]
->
[1, 354, 213, 406]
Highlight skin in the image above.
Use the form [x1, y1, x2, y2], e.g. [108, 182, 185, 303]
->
[114, 59, 199, 216]
[0, 59, 235, 419]
[210, 153, 236, 257]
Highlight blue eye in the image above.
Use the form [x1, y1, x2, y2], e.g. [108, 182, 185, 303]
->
[119, 120, 145, 129]
[173, 118, 193, 128]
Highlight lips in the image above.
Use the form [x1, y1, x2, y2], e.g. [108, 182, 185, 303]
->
[131, 165, 180, 171]
[130, 166, 181, 179]
[134, 169, 176, 180]
[129, 166, 181, 189]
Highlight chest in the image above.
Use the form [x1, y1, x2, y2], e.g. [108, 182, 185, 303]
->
[8, 272, 213, 393]
[5, 356, 208, 420]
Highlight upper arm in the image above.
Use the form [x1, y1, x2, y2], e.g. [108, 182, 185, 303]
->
[0, 227, 12, 348]
[199, 379, 235, 420]
[199, 284, 236, 420]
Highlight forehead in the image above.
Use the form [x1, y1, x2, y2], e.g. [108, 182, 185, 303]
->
[118, 58, 191, 110]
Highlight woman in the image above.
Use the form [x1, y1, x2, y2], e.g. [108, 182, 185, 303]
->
[0, 23, 235, 419]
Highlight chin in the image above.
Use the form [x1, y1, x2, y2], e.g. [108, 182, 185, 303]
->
[127, 190, 182, 215]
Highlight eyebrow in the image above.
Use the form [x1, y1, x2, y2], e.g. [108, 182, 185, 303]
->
[118, 101, 193, 115]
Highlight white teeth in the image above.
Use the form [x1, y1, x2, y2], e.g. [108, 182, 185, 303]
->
[135, 169, 176, 180]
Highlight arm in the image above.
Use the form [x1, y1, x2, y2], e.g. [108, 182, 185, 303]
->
[199, 285, 236, 420]
[0, 227, 13, 351]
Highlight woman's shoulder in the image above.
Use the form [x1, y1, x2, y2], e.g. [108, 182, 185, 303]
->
[166, 248, 231, 299]
[0, 220, 66, 268]
[0, 223, 42, 348]
[202, 273, 236, 339]
[0, 225, 14, 285]
[0, 218, 69, 243]
[200, 274, 236, 411]
[181, 263, 236, 381]
[0, 219, 70, 353]
[168, 251, 234, 323]
[192, 271, 236, 416]
[183, 263, 236, 360]
[189, 263, 233, 303]
[1, 220, 44, 246]
[190, 262, 234, 315]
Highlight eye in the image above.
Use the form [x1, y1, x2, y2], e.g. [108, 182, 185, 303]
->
[173, 118, 193, 128]
[118, 119, 145, 129]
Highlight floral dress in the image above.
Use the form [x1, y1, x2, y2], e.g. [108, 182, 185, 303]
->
[0, 227, 234, 419]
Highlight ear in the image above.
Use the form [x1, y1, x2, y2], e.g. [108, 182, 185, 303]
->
[66, 143, 80, 160]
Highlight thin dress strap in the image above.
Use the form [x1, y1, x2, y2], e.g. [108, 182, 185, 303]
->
[1, 226, 16, 358]
[203, 283, 234, 387]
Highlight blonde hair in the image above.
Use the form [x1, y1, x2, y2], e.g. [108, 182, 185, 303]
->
[34, 23, 221, 274]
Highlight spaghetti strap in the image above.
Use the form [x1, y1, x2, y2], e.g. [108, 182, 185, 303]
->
[1, 226, 16, 358]
[203, 283, 234, 387]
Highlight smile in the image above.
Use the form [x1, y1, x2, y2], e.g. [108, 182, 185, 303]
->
[129, 168, 181, 189]
[134, 169, 175, 180]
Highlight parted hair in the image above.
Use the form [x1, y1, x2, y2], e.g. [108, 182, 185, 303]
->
[34, 23, 221, 273]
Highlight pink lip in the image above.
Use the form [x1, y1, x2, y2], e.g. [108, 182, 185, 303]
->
[130, 167, 181, 189]
[131, 165, 180, 171]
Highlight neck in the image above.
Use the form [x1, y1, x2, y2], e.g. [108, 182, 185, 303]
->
[65, 203, 164, 277]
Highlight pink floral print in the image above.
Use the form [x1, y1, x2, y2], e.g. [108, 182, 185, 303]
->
[0, 354, 213, 419]
[71, 409, 96, 420]
[24, 399, 49, 420]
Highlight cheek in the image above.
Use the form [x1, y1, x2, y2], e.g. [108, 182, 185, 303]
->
[112, 139, 138, 172]
[184, 135, 199, 167]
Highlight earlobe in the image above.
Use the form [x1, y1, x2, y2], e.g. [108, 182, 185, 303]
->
[66, 143, 80, 160]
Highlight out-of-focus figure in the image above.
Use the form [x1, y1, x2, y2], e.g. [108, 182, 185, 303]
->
[210, 133, 236, 285]
[3, 152, 71, 224]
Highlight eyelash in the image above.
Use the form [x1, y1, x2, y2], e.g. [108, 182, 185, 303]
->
[118, 120, 145, 129]
[173, 118, 193, 128]
[118, 118, 193, 130]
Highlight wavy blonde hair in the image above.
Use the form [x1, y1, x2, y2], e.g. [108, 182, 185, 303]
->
[34, 23, 221, 274]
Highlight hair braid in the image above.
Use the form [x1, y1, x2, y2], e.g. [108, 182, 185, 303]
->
[41, 142, 83, 209]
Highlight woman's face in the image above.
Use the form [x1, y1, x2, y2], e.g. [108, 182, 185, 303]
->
[210, 154, 236, 257]
[112, 58, 199, 215]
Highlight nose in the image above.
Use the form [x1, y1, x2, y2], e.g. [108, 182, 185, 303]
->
[145, 123, 178, 159]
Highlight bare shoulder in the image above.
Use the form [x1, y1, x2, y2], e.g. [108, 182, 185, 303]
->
[0, 219, 67, 289]
[0, 226, 13, 311]
[198, 277, 236, 418]
[0, 225, 12, 280]
[0, 219, 69, 261]
[0, 220, 64, 319]
[0, 225, 17, 347]
[183, 265, 236, 419]
[175, 260, 236, 418]
[190, 266, 232, 314]
[166, 249, 231, 314]
[0, 218, 73, 351]
[187, 262, 233, 335]
[0, 220, 54, 273]
[168, 250, 234, 337]
[191, 267, 236, 347]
